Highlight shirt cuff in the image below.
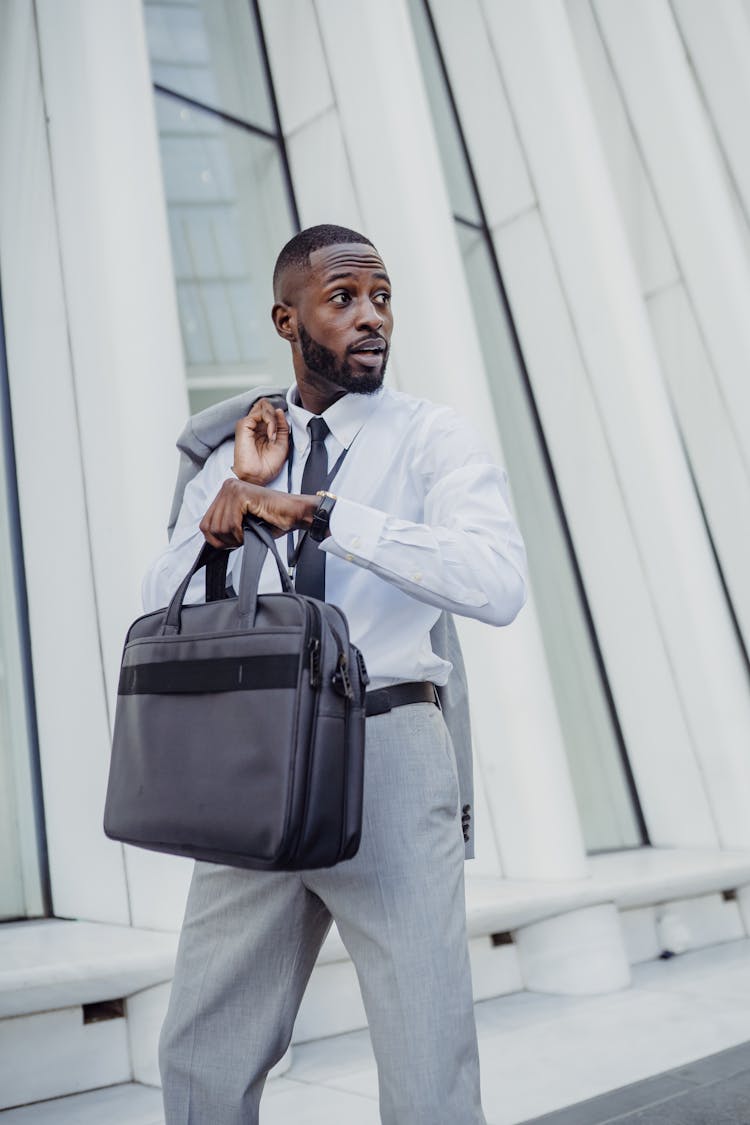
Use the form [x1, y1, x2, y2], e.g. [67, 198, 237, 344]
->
[320, 497, 388, 565]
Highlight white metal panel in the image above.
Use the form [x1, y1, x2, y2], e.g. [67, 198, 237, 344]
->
[647, 282, 750, 645]
[428, 0, 536, 228]
[594, 0, 750, 467]
[285, 107, 363, 231]
[35, 0, 190, 706]
[123, 847, 192, 933]
[494, 209, 717, 848]
[565, 0, 679, 295]
[672, 0, 750, 226]
[484, 0, 750, 848]
[33, 0, 197, 925]
[258, 0, 335, 136]
[313, 0, 590, 880]
[0, 0, 130, 923]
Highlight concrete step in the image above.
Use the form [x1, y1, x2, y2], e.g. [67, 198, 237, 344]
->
[0, 921, 178, 1110]
[0, 919, 178, 1020]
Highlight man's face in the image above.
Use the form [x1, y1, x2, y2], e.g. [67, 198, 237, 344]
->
[292, 243, 393, 395]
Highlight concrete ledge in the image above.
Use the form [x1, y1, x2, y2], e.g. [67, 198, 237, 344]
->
[5, 848, 749, 1020]
[316, 846, 750, 965]
[0, 921, 178, 1018]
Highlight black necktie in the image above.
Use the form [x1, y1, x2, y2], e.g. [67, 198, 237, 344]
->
[294, 417, 329, 600]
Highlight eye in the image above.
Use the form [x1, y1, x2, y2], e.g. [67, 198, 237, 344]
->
[330, 291, 351, 305]
[375, 291, 391, 305]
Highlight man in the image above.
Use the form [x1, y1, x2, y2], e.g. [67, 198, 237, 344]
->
[146, 224, 527, 1124]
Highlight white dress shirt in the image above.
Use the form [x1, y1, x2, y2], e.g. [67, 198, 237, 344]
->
[142, 385, 527, 689]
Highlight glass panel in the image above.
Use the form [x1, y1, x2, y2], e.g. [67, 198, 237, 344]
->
[154, 92, 295, 408]
[144, 0, 275, 131]
[456, 228, 642, 852]
[0, 309, 44, 920]
[406, 0, 481, 225]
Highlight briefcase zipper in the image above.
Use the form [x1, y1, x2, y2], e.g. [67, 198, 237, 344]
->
[308, 637, 321, 688]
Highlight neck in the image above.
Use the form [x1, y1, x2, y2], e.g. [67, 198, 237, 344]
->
[294, 372, 347, 416]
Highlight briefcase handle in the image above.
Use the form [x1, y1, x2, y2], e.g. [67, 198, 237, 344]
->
[236, 518, 295, 625]
[162, 518, 293, 635]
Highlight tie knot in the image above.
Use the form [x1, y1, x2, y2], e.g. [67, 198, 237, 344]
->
[308, 417, 329, 444]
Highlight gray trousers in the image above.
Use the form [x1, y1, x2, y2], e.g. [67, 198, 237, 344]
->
[159, 702, 486, 1124]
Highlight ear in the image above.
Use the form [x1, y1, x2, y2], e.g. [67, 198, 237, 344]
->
[272, 301, 296, 343]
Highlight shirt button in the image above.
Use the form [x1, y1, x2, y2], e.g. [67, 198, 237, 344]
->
[345, 553, 354, 562]
[350, 536, 361, 548]
[412, 572, 423, 583]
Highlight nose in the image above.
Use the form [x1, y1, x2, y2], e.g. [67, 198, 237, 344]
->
[355, 296, 384, 331]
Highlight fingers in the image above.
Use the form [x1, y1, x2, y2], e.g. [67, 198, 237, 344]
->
[200, 481, 248, 547]
[243, 399, 287, 444]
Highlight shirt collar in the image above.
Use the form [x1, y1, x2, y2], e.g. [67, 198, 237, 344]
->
[286, 384, 385, 453]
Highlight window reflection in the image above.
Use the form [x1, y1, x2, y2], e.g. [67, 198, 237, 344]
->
[144, 1, 297, 408]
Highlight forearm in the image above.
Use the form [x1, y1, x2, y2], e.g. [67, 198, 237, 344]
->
[321, 484, 527, 626]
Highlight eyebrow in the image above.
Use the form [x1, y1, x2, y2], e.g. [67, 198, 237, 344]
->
[324, 270, 391, 284]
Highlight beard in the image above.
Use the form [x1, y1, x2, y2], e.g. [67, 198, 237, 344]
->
[298, 322, 387, 395]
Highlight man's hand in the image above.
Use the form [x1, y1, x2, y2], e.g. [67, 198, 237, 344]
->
[200, 479, 318, 548]
[232, 398, 290, 485]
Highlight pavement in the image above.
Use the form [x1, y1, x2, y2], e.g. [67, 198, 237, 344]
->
[522, 1041, 750, 1123]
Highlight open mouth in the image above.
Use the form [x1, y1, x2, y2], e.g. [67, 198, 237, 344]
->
[349, 339, 386, 363]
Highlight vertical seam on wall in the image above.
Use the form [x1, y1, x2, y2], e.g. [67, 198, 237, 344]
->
[476, 1, 538, 202]
[592, 0, 750, 667]
[310, 0, 369, 233]
[30, 0, 133, 924]
[668, 0, 750, 233]
[591, 0, 750, 480]
[0, 281, 52, 916]
[532, 198, 714, 818]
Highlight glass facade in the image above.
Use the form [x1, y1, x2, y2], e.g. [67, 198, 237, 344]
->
[0, 291, 46, 921]
[409, 0, 645, 853]
[144, 0, 298, 410]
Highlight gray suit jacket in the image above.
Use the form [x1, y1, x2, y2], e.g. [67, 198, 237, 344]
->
[168, 386, 475, 858]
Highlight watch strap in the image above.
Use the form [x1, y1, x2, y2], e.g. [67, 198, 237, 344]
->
[309, 492, 337, 542]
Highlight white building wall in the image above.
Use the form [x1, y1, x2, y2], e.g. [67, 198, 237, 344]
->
[589, 0, 750, 660]
[567, 0, 750, 681]
[0, 0, 198, 928]
[0, 0, 749, 1024]
[470, 0, 750, 849]
[0, 0, 131, 924]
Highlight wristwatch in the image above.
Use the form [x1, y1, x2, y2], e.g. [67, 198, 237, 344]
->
[309, 490, 337, 542]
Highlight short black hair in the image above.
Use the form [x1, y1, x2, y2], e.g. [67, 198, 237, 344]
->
[273, 224, 376, 298]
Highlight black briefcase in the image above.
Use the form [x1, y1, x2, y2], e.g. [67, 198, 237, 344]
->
[103, 519, 367, 870]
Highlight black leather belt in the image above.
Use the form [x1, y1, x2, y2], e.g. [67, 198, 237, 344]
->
[365, 681, 439, 718]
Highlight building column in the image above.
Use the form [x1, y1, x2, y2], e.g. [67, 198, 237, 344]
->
[0, 0, 132, 923]
[28, 0, 191, 924]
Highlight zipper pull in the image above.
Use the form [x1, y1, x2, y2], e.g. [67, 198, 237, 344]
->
[355, 648, 370, 687]
[308, 637, 321, 688]
[332, 653, 354, 700]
